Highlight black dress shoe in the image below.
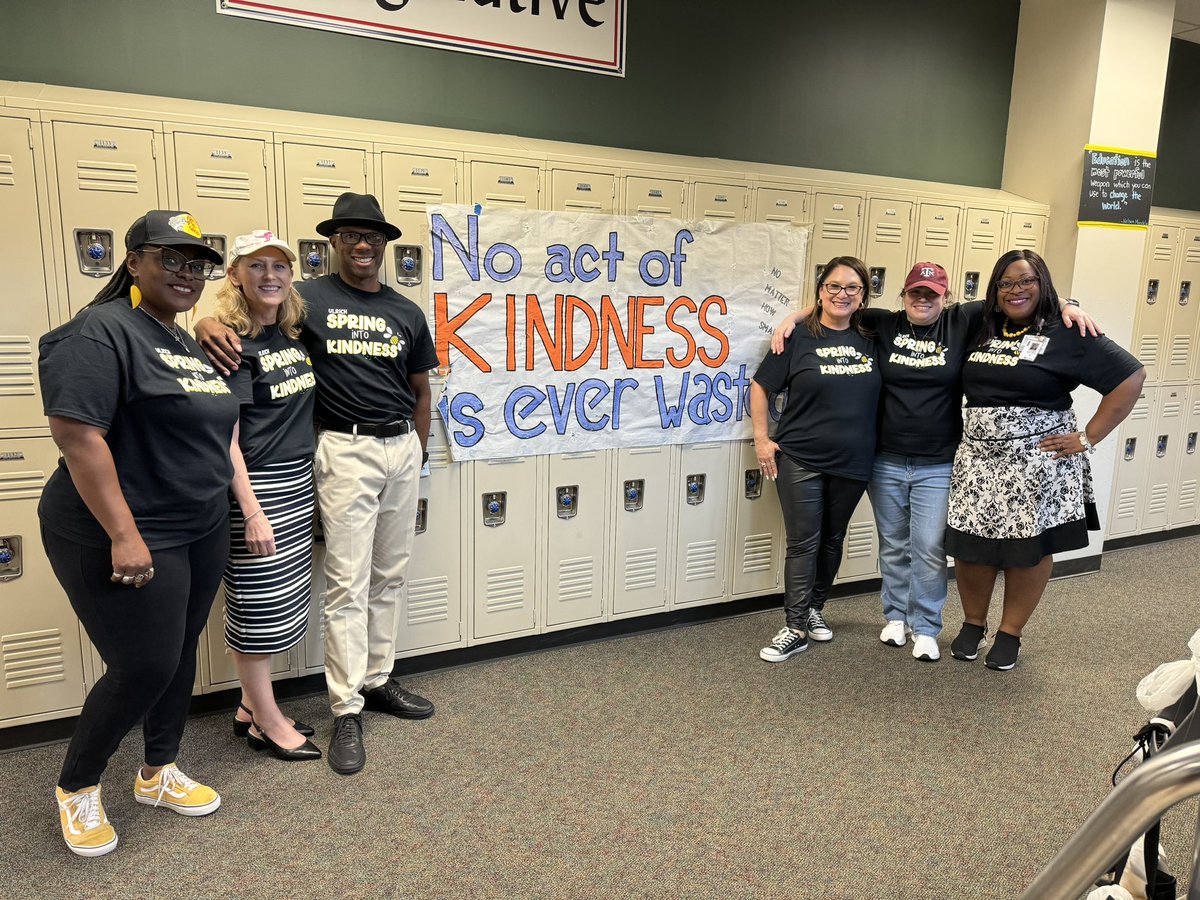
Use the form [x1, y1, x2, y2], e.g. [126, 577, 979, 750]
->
[247, 722, 323, 761]
[327, 714, 365, 775]
[360, 678, 435, 719]
[233, 702, 315, 738]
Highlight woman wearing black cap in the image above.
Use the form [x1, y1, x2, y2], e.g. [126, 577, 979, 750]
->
[39, 210, 239, 857]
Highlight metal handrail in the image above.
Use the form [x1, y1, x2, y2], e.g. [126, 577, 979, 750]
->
[1021, 740, 1200, 900]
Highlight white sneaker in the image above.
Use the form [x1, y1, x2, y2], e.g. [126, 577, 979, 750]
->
[912, 634, 941, 662]
[879, 620, 910, 647]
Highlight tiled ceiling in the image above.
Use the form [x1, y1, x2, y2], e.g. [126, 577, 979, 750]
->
[1175, 0, 1200, 43]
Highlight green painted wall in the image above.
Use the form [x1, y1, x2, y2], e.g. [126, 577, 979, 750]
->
[1156, 39, 1200, 212]
[1, 0, 1022, 187]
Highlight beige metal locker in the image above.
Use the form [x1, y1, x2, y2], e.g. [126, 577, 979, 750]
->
[549, 168, 616, 215]
[1169, 385, 1200, 528]
[401, 378, 465, 656]
[0, 114, 54, 430]
[729, 441, 782, 598]
[809, 193, 864, 287]
[170, 130, 275, 324]
[691, 182, 750, 223]
[673, 442, 731, 607]
[834, 494, 878, 582]
[1134, 224, 1181, 382]
[623, 175, 684, 218]
[958, 207, 1006, 303]
[862, 197, 914, 303]
[470, 457, 538, 641]
[379, 150, 460, 304]
[1142, 386, 1186, 531]
[278, 140, 369, 282]
[47, 118, 164, 316]
[611, 446, 672, 616]
[467, 157, 539, 209]
[913, 203, 962, 298]
[543, 451, 609, 630]
[753, 187, 809, 227]
[200, 589, 294, 692]
[0, 436, 87, 726]
[1006, 211, 1046, 253]
[1107, 387, 1156, 538]
[302, 544, 327, 674]
[1164, 227, 1200, 382]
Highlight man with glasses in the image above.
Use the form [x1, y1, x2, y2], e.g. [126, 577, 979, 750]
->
[196, 193, 438, 775]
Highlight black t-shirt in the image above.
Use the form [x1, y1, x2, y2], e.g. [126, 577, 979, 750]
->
[867, 303, 984, 463]
[224, 325, 317, 467]
[38, 299, 240, 548]
[297, 275, 439, 425]
[753, 326, 880, 480]
[962, 318, 1143, 409]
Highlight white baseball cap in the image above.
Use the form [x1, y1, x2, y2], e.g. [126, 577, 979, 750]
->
[230, 229, 297, 263]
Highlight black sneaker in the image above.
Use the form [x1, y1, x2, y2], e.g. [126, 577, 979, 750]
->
[327, 713, 365, 775]
[759, 627, 808, 663]
[950, 623, 987, 661]
[984, 631, 1021, 671]
[806, 608, 833, 642]
[361, 677, 435, 719]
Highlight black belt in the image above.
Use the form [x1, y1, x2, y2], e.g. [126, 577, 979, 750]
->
[322, 421, 412, 437]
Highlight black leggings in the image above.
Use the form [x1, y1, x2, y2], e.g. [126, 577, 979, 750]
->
[42, 521, 229, 791]
[775, 454, 867, 630]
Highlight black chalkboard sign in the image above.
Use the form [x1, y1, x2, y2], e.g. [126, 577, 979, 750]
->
[1078, 146, 1155, 227]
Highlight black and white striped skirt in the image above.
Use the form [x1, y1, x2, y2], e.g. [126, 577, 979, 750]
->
[222, 457, 314, 655]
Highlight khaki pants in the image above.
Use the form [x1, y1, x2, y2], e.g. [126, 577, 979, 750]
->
[314, 429, 422, 716]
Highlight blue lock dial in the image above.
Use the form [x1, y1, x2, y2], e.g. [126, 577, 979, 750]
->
[88, 243, 106, 260]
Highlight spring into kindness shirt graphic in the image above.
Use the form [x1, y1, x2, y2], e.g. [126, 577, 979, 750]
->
[428, 205, 806, 461]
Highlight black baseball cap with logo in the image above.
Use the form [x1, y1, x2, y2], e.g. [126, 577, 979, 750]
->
[125, 210, 223, 265]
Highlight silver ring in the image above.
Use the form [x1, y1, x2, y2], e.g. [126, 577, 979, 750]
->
[133, 573, 146, 583]
[121, 575, 134, 585]
[148, 567, 155, 576]
[111, 571, 121, 579]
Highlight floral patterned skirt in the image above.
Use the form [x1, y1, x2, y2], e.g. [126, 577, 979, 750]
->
[944, 405, 1098, 567]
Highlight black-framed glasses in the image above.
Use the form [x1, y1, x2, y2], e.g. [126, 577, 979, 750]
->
[996, 275, 1039, 293]
[336, 230, 386, 246]
[140, 246, 217, 278]
[823, 282, 863, 297]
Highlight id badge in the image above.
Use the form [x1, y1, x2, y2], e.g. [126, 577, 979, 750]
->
[1020, 335, 1047, 360]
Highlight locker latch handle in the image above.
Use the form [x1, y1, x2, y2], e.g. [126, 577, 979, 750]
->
[1188, 432, 1197, 455]
[74, 229, 114, 278]
[963, 272, 979, 301]
[415, 498, 428, 534]
[1147, 279, 1159, 305]
[1156, 435, 1169, 458]
[745, 469, 763, 500]
[1124, 437, 1137, 461]
[869, 267, 885, 299]
[482, 491, 506, 527]
[1180, 281, 1192, 307]
[623, 480, 644, 512]
[685, 474, 706, 506]
[0, 535, 22, 582]
[556, 485, 579, 519]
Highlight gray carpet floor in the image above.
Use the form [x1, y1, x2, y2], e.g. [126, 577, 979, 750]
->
[2, 537, 1198, 899]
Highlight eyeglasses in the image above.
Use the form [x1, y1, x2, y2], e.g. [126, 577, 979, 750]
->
[336, 230, 386, 246]
[823, 282, 863, 297]
[996, 275, 1039, 293]
[140, 246, 217, 278]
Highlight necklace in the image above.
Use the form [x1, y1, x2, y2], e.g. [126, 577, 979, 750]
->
[1001, 318, 1033, 339]
[138, 304, 185, 346]
[905, 312, 943, 357]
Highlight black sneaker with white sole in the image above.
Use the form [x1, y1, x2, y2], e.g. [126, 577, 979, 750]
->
[806, 609, 833, 642]
[984, 631, 1021, 671]
[759, 627, 809, 662]
[950, 623, 987, 661]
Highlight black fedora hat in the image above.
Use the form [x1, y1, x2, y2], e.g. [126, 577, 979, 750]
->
[316, 192, 401, 241]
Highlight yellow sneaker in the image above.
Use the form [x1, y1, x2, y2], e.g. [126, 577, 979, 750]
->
[133, 764, 221, 816]
[56, 784, 118, 857]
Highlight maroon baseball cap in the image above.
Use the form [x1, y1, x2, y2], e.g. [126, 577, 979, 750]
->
[904, 262, 948, 294]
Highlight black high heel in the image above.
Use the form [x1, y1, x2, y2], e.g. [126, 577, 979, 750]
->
[247, 719, 323, 761]
[233, 702, 314, 738]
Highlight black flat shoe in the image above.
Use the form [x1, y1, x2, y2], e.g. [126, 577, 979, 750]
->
[233, 702, 315, 738]
[247, 722, 323, 761]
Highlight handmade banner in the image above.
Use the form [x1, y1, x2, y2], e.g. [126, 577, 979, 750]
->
[215, 0, 626, 76]
[429, 205, 806, 460]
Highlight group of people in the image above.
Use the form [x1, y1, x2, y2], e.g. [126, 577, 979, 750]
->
[40, 194, 437, 858]
[38, 196, 1146, 860]
[753, 253, 1144, 671]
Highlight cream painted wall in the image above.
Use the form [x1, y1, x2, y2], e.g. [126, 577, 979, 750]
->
[1004, 0, 1175, 557]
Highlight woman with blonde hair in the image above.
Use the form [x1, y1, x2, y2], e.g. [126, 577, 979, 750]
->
[212, 230, 321, 760]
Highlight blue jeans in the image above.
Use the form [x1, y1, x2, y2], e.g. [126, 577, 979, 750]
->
[867, 455, 952, 638]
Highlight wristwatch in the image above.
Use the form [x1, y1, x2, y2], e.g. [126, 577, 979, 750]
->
[1078, 430, 1093, 453]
